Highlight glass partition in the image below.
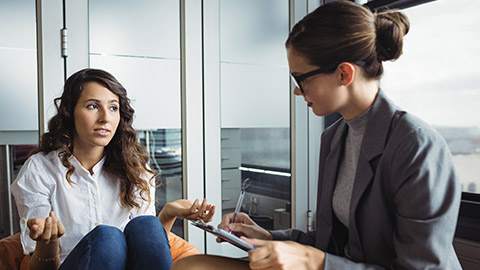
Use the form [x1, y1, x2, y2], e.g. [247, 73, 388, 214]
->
[89, 0, 184, 236]
[219, 0, 291, 256]
[0, 1, 38, 238]
[381, 0, 480, 194]
[0, 1, 38, 132]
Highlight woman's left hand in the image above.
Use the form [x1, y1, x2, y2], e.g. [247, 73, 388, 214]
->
[244, 238, 325, 270]
[158, 199, 215, 231]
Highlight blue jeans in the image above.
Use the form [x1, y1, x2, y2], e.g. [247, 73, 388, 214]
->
[59, 215, 172, 270]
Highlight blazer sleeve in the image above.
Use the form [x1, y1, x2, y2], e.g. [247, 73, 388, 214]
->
[324, 128, 461, 270]
[270, 229, 316, 247]
[386, 128, 461, 269]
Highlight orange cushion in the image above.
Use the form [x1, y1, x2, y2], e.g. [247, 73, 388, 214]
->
[20, 255, 30, 270]
[168, 231, 200, 262]
[0, 233, 24, 269]
[2, 231, 199, 269]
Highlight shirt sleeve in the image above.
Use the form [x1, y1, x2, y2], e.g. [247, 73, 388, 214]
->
[10, 157, 53, 255]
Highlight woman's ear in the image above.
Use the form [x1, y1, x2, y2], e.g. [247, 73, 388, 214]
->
[338, 62, 355, 86]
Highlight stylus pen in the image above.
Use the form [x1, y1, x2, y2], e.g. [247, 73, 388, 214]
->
[232, 189, 245, 224]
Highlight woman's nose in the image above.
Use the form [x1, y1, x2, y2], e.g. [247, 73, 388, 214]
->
[293, 86, 303, 96]
[98, 107, 109, 123]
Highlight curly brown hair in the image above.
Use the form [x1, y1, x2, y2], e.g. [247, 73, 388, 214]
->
[32, 68, 155, 210]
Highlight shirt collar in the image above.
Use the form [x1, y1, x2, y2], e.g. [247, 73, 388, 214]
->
[69, 154, 106, 176]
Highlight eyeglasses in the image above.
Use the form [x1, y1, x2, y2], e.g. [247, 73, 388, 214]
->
[290, 61, 366, 93]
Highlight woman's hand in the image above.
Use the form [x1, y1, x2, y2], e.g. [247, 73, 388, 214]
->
[27, 212, 64, 269]
[244, 238, 325, 270]
[27, 211, 65, 245]
[217, 212, 272, 241]
[158, 198, 215, 232]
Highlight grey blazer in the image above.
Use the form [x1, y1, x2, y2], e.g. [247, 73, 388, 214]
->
[272, 90, 462, 269]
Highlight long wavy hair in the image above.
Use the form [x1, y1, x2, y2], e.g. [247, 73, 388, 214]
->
[32, 68, 155, 210]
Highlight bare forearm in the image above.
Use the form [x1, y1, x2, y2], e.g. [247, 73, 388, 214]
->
[158, 206, 176, 232]
[29, 241, 60, 270]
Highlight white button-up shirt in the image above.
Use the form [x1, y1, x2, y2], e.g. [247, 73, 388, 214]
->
[11, 150, 155, 263]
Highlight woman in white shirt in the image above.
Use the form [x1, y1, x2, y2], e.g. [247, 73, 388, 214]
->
[11, 68, 214, 270]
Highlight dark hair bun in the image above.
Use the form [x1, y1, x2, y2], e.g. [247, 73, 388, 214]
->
[375, 10, 410, 61]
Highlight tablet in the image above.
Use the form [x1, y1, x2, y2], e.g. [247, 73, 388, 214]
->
[191, 221, 255, 251]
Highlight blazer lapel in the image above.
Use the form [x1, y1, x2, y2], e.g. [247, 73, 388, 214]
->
[348, 90, 397, 260]
[317, 121, 348, 248]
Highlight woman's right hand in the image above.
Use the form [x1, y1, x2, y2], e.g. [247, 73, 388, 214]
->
[217, 212, 272, 241]
[159, 198, 215, 232]
[27, 211, 65, 245]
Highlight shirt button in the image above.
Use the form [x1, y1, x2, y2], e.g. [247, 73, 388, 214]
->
[21, 219, 26, 224]
[95, 222, 100, 226]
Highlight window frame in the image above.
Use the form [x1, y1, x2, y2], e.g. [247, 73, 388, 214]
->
[363, 0, 436, 10]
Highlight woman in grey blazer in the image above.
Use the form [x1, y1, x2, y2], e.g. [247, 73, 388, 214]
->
[172, 1, 462, 269]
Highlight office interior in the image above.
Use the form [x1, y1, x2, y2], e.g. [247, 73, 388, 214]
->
[0, 0, 479, 268]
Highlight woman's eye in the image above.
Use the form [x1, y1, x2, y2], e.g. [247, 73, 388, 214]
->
[110, 105, 119, 112]
[87, 104, 98, 109]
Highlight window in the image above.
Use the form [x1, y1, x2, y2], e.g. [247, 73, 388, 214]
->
[0, 0, 38, 238]
[218, 0, 291, 257]
[381, 0, 480, 195]
[88, 0, 184, 236]
[378, 0, 480, 248]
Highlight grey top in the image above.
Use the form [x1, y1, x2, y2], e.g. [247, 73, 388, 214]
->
[332, 107, 370, 229]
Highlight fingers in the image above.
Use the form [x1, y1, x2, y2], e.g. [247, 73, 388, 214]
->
[242, 237, 265, 247]
[48, 212, 60, 241]
[183, 198, 216, 222]
[28, 212, 65, 244]
[223, 212, 253, 228]
[248, 241, 322, 270]
[187, 198, 205, 216]
[188, 198, 207, 214]
[227, 223, 253, 237]
[196, 198, 215, 222]
[219, 213, 236, 231]
[247, 240, 278, 270]
[188, 199, 199, 214]
[217, 212, 250, 243]
[28, 218, 45, 240]
[201, 205, 215, 223]
[197, 198, 208, 215]
[247, 240, 270, 269]
[42, 216, 53, 244]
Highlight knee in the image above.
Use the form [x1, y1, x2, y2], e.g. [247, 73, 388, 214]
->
[89, 225, 126, 246]
[126, 215, 161, 229]
[125, 215, 167, 238]
[83, 225, 127, 264]
[91, 225, 123, 239]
